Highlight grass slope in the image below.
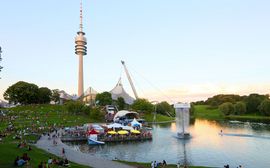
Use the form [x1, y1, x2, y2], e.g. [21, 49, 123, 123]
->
[0, 137, 89, 168]
[194, 105, 270, 122]
[193, 105, 224, 120]
[0, 104, 96, 168]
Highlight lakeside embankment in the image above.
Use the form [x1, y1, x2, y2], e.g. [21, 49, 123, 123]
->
[194, 105, 270, 123]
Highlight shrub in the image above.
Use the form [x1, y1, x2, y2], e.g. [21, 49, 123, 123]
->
[65, 101, 90, 115]
[258, 100, 270, 116]
[90, 107, 104, 121]
[234, 101, 246, 115]
[219, 102, 234, 115]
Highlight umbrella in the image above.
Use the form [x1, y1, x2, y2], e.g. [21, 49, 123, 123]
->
[107, 123, 123, 129]
[131, 130, 140, 134]
[107, 131, 117, 135]
[118, 130, 129, 135]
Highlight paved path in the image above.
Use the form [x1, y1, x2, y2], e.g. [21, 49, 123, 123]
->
[35, 133, 135, 168]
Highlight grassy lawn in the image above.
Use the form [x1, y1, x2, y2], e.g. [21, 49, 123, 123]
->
[193, 105, 224, 120]
[0, 104, 96, 168]
[142, 113, 175, 123]
[117, 160, 213, 168]
[194, 105, 270, 123]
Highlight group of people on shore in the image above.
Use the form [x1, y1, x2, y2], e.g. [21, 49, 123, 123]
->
[38, 157, 70, 168]
[151, 160, 167, 168]
[14, 153, 31, 167]
[224, 164, 243, 168]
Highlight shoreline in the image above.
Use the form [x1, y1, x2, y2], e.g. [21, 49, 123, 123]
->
[35, 131, 134, 168]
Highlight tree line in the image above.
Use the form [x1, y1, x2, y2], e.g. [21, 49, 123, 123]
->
[95, 91, 174, 116]
[194, 94, 270, 116]
[3, 81, 60, 105]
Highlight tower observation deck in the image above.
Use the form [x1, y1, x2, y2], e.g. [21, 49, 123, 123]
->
[75, 0, 87, 97]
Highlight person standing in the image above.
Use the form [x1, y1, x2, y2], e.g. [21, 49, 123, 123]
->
[151, 161, 154, 168]
[62, 148, 65, 158]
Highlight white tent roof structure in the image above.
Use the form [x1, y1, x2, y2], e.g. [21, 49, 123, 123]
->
[83, 87, 98, 97]
[0, 99, 8, 107]
[110, 78, 135, 105]
[59, 90, 75, 100]
[113, 110, 139, 122]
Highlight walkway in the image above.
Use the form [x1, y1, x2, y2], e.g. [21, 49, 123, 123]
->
[35, 133, 135, 168]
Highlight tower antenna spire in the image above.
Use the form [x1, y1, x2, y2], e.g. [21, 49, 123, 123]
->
[80, 0, 83, 32]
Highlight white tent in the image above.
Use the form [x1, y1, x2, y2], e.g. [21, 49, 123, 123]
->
[131, 118, 142, 127]
[110, 78, 135, 105]
[107, 123, 123, 129]
[113, 110, 139, 122]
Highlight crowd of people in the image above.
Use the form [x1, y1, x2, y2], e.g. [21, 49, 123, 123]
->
[38, 157, 70, 168]
[151, 160, 167, 168]
[14, 153, 31, 167]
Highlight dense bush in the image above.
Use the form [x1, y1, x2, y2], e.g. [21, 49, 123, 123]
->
[90, 107, 104, 121]
[219, 102, 234, 115]
[116, 97, 125, 110]
[234, 101, 246, 115]
[258, 100, 270, 116]
[131, 98, 154, 113]
[244, 94, 268, 113]
[156, 101, 173, 116]
[205, 94, 242, 107]
[65, 101, 90, 115]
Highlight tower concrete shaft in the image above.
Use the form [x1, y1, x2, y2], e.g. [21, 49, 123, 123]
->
[75, 0, 87, 97]
[78, 54, 84, 97]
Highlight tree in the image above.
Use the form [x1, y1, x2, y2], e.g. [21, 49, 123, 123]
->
[234, 101, 246, 115]
[51, 89, 60, 104]
[244, 94, 268, 113]
[156, 101, 173, 115]
[38, 87, 52, 104]
[117, 97, 125, 110]
[131, 98, 154, 113]
[205, 94, 243, 107]
[95, 92, 112, 106]
[4, 81, 39, 104]
[90, 107, 104, 121]
[258, 100, 270, 116]
[219, 102, 234, 115]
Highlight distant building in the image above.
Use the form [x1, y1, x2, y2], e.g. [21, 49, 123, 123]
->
[81, 87, 98, 105]
[59, 90, 76, 104]
[110, 78, 135, 105]
[0, 99, 8, 108]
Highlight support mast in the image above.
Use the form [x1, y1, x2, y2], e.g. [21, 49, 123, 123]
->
[121, 60, 139, 99]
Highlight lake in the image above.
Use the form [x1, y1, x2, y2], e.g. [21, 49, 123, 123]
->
[66, 119, 270, 168]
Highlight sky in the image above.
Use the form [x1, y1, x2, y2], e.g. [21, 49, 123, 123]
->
[0, 0, 270, 103]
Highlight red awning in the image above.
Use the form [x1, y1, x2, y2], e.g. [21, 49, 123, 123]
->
[87, 129, 99, 135]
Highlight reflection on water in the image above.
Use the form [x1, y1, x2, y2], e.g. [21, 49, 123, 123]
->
[66, 119, 270, 168]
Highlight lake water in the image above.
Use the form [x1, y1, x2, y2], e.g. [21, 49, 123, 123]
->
[66, 119, 270, 168]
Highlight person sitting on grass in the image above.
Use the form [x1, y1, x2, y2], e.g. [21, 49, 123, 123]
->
[17, 157, 26, 167]
[48, 157, 53, 165]
[64, 158, 70, 167]
[22, 153, 30, 162]
[14, 156, 19, 166]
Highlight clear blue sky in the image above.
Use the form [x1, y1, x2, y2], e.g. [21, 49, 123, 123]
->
[1, 0, 270, 102]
